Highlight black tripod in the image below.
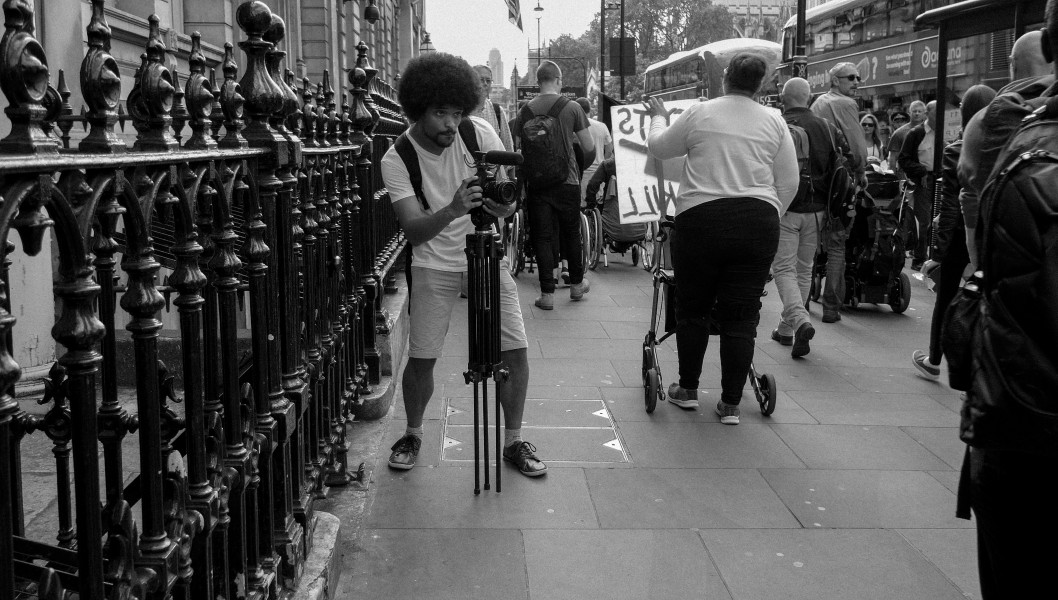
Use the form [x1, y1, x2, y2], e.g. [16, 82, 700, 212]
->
[464, 208, 508, 494]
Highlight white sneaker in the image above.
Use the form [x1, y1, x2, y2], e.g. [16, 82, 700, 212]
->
[570, 279, 590, 301]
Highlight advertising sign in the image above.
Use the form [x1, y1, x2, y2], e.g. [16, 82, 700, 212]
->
[610, 98, 699, 224]
[515, 86, 584, 102]
[801, 33, 969, 94]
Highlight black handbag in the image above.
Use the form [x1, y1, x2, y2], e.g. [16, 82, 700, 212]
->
[941, 271, 984, 391]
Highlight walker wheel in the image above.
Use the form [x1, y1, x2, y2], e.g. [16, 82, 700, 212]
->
[645, 368, 660, 414]
[890, 272, 912, 314]
[757, 373, 777, 416]
[631, 245, 640, 266]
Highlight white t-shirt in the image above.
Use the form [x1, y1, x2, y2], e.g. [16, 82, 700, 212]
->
[581, 118, 613, 199]
[380, 115, 505, 271]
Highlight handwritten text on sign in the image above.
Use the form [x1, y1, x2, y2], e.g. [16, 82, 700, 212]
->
[610, 99, 698, 224]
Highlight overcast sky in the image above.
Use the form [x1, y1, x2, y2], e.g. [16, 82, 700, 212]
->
[425, 0, 600, 85]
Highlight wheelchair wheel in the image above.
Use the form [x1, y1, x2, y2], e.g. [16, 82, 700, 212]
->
[756, 373, 777, 416]
[586, 209, 603, 271]
[890, 271, 912, 314]
[504, 210, 522, 276]
[641, 221, 659, 271]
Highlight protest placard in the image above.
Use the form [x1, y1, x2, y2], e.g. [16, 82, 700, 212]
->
[609, 98, 698, 224]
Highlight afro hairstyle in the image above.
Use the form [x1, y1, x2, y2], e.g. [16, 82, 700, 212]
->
[397, 52, 482, 122]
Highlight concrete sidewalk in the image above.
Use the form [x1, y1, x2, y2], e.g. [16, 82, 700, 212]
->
[323, 255, 977, 600]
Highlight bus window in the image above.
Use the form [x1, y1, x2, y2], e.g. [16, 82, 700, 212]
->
[782, 26, 794, 61]
[863, 0, 888, 42]
[814, 17, 835, 54]
[889, 0, 913, 37]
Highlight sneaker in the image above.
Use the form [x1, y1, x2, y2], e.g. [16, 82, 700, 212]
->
[570, 279, 590, 301]
[503, 441, 547, 477]
[715, 401, 740, 425]
[666, 383, 699, 409]
[821, 310, 841, 323]
[912, 350, 941, 380]
[388, 434, 421, 470]
[791, 322, 815, 358]
[534, 293, 554, 310]
[560, 268, 570, 285]
[771, 328, 793, 346]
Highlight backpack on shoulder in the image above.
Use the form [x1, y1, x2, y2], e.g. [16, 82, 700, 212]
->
[944, 92, 1058, 446]
[393, 118, 479, 210]
[519, 96, 572, 189]
[824, 123, 856, 225]
[787, 123, 814, 208]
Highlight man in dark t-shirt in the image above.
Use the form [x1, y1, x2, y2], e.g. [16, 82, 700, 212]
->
[519, 61, 594, 310]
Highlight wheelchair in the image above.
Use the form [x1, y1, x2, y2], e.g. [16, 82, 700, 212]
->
[582, 201, 657, 271]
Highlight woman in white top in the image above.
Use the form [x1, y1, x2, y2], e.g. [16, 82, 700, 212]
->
[860, 113, 886, 167]
[645, 52, 798, 425]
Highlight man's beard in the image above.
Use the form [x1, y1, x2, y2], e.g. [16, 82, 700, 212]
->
[427, 128, 457, 147]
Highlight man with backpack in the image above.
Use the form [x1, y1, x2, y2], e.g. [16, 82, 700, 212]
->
[379, 52, 546, 478]
[953, 6, 1058, 595]
[519, 60, 595, 310]
[769, 78, 842, 358]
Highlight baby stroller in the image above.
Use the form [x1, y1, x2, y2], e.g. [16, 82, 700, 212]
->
[584, 174, 654, 270]
[641, 220, 777, 415]
[843, 170, 913, 312]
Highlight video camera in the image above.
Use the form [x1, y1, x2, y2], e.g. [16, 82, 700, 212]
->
[467, 150, 522, 229]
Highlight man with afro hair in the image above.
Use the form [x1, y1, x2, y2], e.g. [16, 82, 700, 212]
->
[380, 52, 546, 478]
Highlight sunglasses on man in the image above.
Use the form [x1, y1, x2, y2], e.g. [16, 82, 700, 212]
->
[843, 74, 861, 82]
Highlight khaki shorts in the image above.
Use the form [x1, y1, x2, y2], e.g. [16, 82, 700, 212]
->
[408, 263, 528, 359]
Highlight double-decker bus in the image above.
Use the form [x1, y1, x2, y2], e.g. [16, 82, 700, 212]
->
[778, 0, 1031, 129]
[644, 38, 783, 102]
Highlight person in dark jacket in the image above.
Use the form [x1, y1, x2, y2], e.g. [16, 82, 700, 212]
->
[896, 100, 936, 270]
[910, 85, 995, 380]
[956, 6, 1058, 596]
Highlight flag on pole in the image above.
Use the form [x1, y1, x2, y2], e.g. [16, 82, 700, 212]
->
[506, 0, 523, 31]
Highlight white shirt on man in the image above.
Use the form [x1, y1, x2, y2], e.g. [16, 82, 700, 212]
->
[380, 115, 505, 272]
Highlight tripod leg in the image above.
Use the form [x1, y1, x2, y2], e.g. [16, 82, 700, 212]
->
[473, 380, 480, 495]
[482, 380, 490, 491]
[496, 390, 502, 493]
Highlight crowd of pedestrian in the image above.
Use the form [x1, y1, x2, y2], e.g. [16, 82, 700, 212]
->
[379, 14, 1058, 595]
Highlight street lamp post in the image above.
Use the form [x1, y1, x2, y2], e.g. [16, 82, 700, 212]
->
[794, 0, 808, 79]
[599, 0, 606, 96]
[535, 1, 544, 69]
[619, 0, 626, 99]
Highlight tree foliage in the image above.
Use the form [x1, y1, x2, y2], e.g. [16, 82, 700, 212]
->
[517, 0, 740, 102]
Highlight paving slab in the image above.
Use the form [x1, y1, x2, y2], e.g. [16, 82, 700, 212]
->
[443, 383, 603, 400]
[525, 358, 622, 388]
[341, 528, 528, 600]
[617, 422, 807, 469]
[786, 391, 960, 426]
[898, 528, 981, 599]
[699, 529, 968, 600]
[901, 426, 966, 469]
[524, 529, 732, 600]
[441, 425, 627, 465]
[446, 397, 611, 428]
[586, 468, 800, 529]
[760, 469, 972, 529]
[367, 467, 598, 529]
[832, 365, 955, 395]
[603, 386, 818, 425]
[770, 424, 952, 470]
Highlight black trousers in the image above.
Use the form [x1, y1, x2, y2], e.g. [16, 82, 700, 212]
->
[969, 447, 1058, 599]
[912, 175, 935, 262]
[672, 199, 779, 404]
[527, 184, 583, 293]
[929, 227, 968, 364]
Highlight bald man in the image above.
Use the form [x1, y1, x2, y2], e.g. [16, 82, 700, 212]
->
[958, 29, 1056, 262]
[770, 78, 843, 357]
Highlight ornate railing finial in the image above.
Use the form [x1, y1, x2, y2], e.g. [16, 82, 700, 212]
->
[219, 42, 247, 148]
[129, 14, 178, 151]
[264, 14, 299, 138]
[236, 0, 283, 142]
[355, 41, 380, 137]
[184, 32, 216, 150]
[80, 0, 124, 153]
[0, 0, 59, 154]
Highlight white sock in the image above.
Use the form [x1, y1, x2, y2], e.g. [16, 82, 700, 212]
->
[405, 425, 424, 439]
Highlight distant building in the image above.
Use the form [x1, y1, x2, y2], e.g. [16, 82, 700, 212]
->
[489, 48, 505, 87]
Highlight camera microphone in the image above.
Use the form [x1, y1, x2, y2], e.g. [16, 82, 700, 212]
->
[479, 150, 524, 166]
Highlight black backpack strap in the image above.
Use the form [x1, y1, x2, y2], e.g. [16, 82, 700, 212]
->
[394, 131, 429, 211]
[458, 117, 479, 155]
[547, 95, 569, 119]
[493, 102, 503, 126]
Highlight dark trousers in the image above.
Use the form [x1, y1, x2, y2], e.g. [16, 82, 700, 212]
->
[672, 199, 779, 404]
[528, 184, 583, 293]
[969, 447, 1058, 599]
[929, 227, 968, 364]
[912, 175, 935, 262]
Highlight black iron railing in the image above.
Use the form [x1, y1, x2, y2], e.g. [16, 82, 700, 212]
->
[0, 1, 406, 598]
